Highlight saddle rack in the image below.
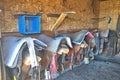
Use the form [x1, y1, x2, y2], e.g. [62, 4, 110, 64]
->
[48, 11, 76, 31]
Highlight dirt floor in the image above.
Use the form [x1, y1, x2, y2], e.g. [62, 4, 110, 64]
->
[56, 60, 120, 80]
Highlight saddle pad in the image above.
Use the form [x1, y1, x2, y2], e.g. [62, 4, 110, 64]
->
[2, 36, 22, 68]
[100, 29, 109, 38]
[2, 36, 47, 68]
[37, 34, 72, 53]
[58, 30, 94, 45]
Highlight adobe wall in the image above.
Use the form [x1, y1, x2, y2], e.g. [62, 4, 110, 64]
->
[0, 0, 99, 32]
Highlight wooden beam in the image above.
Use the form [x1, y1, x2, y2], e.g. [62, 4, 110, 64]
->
[1, 29, 84, 37]
[48, 11, 76, 31]
[1, 31, 55, 37]
[47, 11, 76, 17]
[50, 13, 67, 31]
[1, 28, 99, 37]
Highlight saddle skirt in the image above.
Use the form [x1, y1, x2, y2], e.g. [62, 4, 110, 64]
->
[37, 34, 72, 53]
[2, 36, 47, 68]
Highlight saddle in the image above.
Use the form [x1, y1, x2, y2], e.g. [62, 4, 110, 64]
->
[99, 29, 109, 54]
[56, 30, 95, 51]
[2, 36, 47, 68]
[93, 32, 100, 55]
[99, 29, 117, 56]
[117, 39, 120, 54]
[37, 34, 73, 79]
[1, 36, 47, 80]
[55, 30, 96, 69]
[57, 30, 94, 45]
[107, 30, 117, 56]
[116, 15, 120, 38]
[116, 15, 120, 54]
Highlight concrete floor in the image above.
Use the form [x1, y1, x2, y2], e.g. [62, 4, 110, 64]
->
[56, 61, 120, 80]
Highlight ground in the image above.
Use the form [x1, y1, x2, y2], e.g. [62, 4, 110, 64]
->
[56, 61, 120, 80]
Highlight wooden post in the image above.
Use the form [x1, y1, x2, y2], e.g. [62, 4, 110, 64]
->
[0, 0, 6, 79]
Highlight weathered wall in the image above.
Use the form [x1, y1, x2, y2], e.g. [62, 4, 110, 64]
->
[0, 1, 4, 79]
[0, 0, 4, 37]
[1, 0, 100, 32]
[99, 0, 120, 31]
